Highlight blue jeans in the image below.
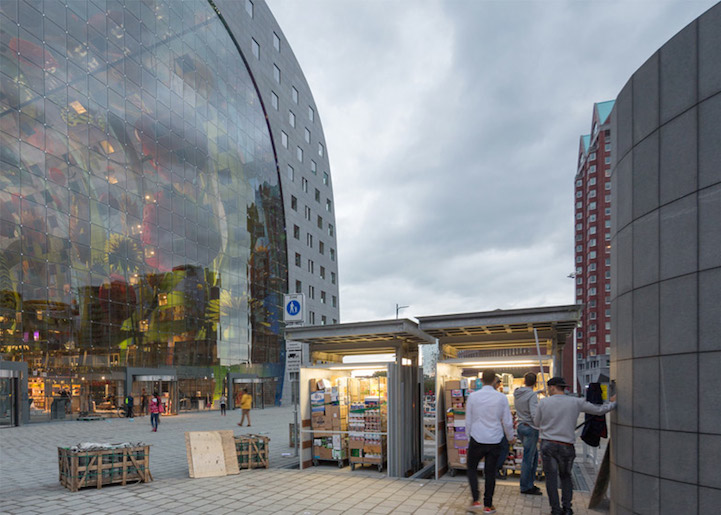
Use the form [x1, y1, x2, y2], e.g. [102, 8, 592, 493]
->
[541, 440, 576, 515]
[150, 412, 159, 430]
[517, 423, 539, 491]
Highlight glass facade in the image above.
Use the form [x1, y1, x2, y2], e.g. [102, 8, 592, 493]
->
[0, 0, 287, 418]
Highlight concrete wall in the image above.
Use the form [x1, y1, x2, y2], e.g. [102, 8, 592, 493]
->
[609, 3, 721, 514]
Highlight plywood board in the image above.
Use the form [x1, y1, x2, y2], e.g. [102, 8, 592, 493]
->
[185, 431, 227, 478]
[218, 430, 240, 475]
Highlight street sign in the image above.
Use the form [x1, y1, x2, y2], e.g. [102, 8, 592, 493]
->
[283, 293, 305, 323]
[286, 341, 302, 373]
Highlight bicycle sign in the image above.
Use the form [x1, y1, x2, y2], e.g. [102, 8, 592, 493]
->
[283, 294, 305, 323]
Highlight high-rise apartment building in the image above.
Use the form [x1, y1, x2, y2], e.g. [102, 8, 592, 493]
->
[571, 100, 614, 387]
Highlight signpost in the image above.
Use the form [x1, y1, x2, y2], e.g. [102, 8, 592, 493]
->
[283, 294, 305, 324]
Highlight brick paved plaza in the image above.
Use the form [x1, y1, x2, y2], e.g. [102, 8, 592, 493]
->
[0, 408, 608, 514]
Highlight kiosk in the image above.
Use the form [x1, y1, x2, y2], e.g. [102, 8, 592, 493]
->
[287, 319, 434, 478]
[418, 305, 581, 479]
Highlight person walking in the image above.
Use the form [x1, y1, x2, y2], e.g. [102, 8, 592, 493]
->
[534, 377, 617, 515]
[149, 392, 163, 432]
[124, 392, 134, 418]
[514, 372, 542, 495]
[220, 394, 227, 416]
[237, 389, 252, 427]
[140, 389, 148, 416]
[465, 370, 516, 514]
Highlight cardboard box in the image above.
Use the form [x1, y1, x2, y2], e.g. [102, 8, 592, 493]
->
[313, 445, 334, 460]
[326, 405, 340, 419]
[446, 380, 461, 391]
[348, 438, 364, 449]
[311, 415, 330, 429]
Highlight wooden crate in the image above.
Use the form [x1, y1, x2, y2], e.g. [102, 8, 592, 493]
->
[58, 445, 152, 492]
[234, 435, 269, 469]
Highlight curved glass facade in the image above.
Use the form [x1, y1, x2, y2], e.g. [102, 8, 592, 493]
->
[0, 0, 287, 416]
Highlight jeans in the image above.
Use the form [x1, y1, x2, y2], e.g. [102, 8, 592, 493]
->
[466, 438, 502, 507]
[150, 412, 159, 430]
[496, 436, 509, 474]
[517, 423, 539, 491]
[541, 440, 576, 515]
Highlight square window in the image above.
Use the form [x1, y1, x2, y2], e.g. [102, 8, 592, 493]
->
[292, 87, 298, 104]
[273, 64, 281, 84]
[273, 32, 281, 51]
[271, 92, 279, 110]
[251, 38, 259, 59]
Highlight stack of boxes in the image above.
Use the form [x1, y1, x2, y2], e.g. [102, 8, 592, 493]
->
[349, 396, 387, 467]
[310, 378, 348, 462]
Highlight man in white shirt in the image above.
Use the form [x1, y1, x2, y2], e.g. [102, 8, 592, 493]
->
[465, 370, 516, 513]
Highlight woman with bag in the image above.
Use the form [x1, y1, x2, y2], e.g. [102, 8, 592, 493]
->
[149, 392, 163, 432]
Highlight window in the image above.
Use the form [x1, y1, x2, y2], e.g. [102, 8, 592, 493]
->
[331, 272, 336, 284]
[605, 284, 611, 292]
[321, 315, 327, 325]
[576, 277, 582, 285]
[319, 266, 325, 279]
[319, 241, 325, 254]
[605, 182, 612, 190]
[323, 172, 329, 186]
[589, 152, 596, 161]
[296, 146, 303, 162]
[576, 179, 582, 187]
[576, 201, 582, 209]
[293, 225, 300, 239]
[251, 39, 260, 59]
[589, 202, 597, 210]
[309, 311, 315, 324]
[304, 205, 311, 220]
[295, 280, 302, 293]
[589, 251, 597, 259]
[576, 256, 583, 263]
[590, 324, 597, 332]
[589, 214, 597, 222]
[281, 131, 288, 148]
[332, 319, 337, 324]
[589, 263, 596, 271]
[306, 233, 313, 248]
[589, 190, 597, 198]
[294, 253, 301, 267]
[590, 275, 597, 283]
[576, 245, 583, 252]
[273, 32, 281, 52]
[576, 191, 583, 198]
[304, 128, 311, 143]
[590, 312, 597, 319]
[291, 196, 297, 211]
[326, 199, 332, 212]
[301, 177, 308, 192]
[310, 160, 317, 174]
[318, 142, 324, 157]
[245, 0, 254, 17]
[273, 64, 281, 84]
[605, 156, 611, 164]
[589, 226, 596, 235]
[317, 216, 323, 229]
[605, 334, 611, 343]
[605, 309, 610, 318]
[605, 195, 612, 203]
[576, 212, 583, 220]
[605, 208, 611, 216]
[589, 299, 597, 307]
[308, 285, 315, 299]
[590, 165, 596, 173]
[605, 168, 612, 177]
[328, 224, 334, 237]
[330, 248, 335, 261]
[576, 234, 583, 242]
[605, 232, 611, 241]
[292, 87, 298, 104]
[320, 291, 326, 304]
[589, 238, 597, 247]
[307, 259, 314, 274]
[576, 288, 583, 296]
[606, 296, 611, 304]
[308, 106, 314, 121]
[605, 322, 611, 330]
[576, 223, 583, 231]
[589, 287, 597, 296]
[589, 177, 597, 186]
[289, 110, 295, 127]
[271, 92, 278, 110]
[287, 164, 294, 181]
[314, 188, 320, 202]
[332, 296, 337, 308]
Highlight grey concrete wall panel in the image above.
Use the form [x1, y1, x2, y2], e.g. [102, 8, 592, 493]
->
[659, 22, 698, 124]
[633, 53, 660, 143]
[617, 225, 633, 296]
[632, 211, 660, 289]
[659, 107, 698, 205]
[616, 80, 634, 160]
[698, 93, 721, 189]
[659, 480, 698, 515]
[615, 467, 634, 512]
[699, 268, 721, 352]
[616, 358, 634, 426]
[633, 357, 659, 429]
[698, 3, 721, 100]
[632, 284, 659, 358]
[616, 291, 634, 360]
[659, 274, 697, 355]
[615, 425, 633, 469]
[659, 353, 697, 432]
[699, 352, 721, 434]
[615, 152, 634, 231]
[698, 434, 721, 488]
[632, 473, 660, 515]
[659, 430, 697, 483]
[700, 487, 721, 515]
[699, 183, 721, 270]
[659, 194, 698, 281]
[632, 131, 659, 219]
[633, 427, 659, 475]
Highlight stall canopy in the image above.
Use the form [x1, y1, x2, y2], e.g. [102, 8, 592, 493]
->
[417, 305, 581, 375]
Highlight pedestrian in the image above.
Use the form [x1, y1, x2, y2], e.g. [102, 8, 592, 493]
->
[237, 388, 252, 427]
[140, 389, 148, 416]
[513, 372, 542, 495]
[124, 392, 134, 418]
[534, 377, 617, 515]
[465, 370, 516, 514]
[149, 392, 163, 432]
[220, 394, 227, 416]
[492, 376, 509, 481]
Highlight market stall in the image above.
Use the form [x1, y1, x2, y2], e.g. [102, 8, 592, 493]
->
[418, 305, 580, 480]
[287, 318, 433, 478]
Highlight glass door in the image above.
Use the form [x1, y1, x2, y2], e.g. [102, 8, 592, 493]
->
[0, 378, 15, 427]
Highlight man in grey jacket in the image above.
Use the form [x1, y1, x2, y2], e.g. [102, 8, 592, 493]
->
[513, 372, 541, 495]
[534, 377, 617, 515]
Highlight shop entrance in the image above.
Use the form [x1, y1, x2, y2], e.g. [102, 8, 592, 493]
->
[133, 375, 178, 415]
[232, 378, 269, 410]
[0, 375, 18, 427]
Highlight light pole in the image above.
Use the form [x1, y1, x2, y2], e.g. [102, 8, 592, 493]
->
[395, 304, 409, 319]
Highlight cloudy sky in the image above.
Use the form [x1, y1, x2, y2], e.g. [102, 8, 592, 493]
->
[267, 0, 717, 323]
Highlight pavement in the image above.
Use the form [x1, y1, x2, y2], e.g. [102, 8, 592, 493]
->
[0, 407, 609, 514]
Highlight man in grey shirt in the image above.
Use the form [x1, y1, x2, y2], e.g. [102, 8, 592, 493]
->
[513, 372, 541, 495]
[534, 377, 617, 515]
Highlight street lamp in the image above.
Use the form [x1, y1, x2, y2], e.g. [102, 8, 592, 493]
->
[395, 303, 409, 319]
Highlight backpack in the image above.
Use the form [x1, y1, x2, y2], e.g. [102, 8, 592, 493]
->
[580, 383, 608, 447]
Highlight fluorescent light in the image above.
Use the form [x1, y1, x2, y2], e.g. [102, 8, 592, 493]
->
[461, 361, 543, 367]
[327, 365, 386, 371]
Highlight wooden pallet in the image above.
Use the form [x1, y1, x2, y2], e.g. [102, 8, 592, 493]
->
[58, 445, 152, 492]
[234, 434, 269, 469]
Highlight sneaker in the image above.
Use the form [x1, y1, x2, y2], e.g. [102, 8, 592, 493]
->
[468, 501, 482, 511]
[483, 507, 496, 514]
[521, 486, 543, 495]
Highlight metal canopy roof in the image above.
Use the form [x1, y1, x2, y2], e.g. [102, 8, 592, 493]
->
[285, 318, 435, 355]
[417, 305, 581, 350]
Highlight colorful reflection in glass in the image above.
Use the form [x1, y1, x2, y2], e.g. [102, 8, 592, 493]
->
[0, 0, 287, 411]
